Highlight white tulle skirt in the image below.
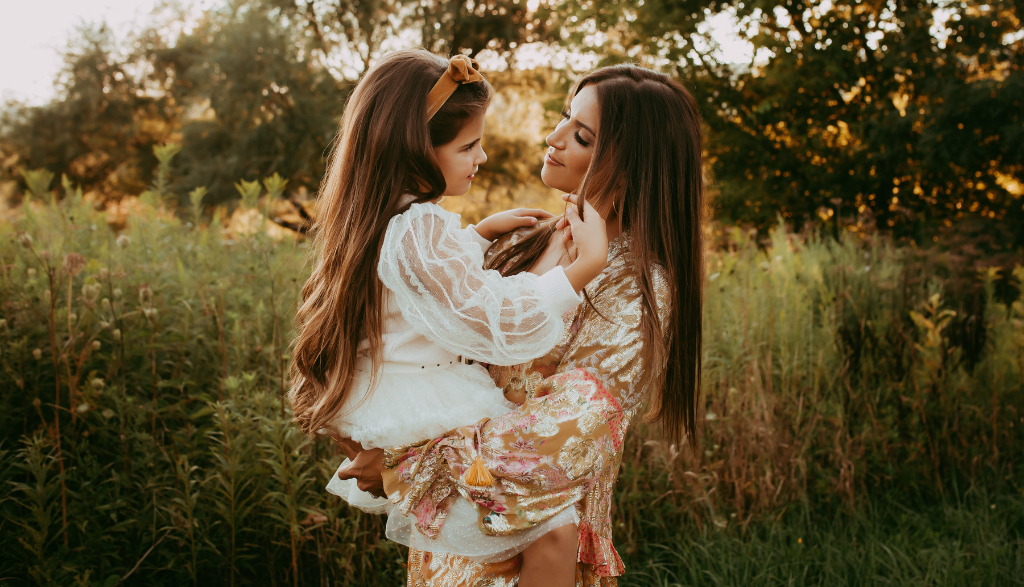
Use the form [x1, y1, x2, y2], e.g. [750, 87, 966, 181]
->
[326, 357, 576, 561]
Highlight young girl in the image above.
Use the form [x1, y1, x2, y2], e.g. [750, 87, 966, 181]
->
[288, 50, 607, 585]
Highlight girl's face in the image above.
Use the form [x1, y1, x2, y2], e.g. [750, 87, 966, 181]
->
[435, 112, 488, 197]
[541, 85, 600, 194]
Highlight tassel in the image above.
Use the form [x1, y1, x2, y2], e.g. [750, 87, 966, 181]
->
[464, 456, 494, 486]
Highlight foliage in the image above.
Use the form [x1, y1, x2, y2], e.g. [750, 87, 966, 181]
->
[3, 0, 1019, 247]
[620, 492, 1024, 586]
[1, 24, 172, 201]
[1, 170, 1022, 582]
[0, 184, 402, 586]
[587, 0, 1024, 244]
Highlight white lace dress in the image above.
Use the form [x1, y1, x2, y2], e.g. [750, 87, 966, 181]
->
[325, 200, 581, 562]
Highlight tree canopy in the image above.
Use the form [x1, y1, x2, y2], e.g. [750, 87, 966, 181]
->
[1, 0, 1020, 245]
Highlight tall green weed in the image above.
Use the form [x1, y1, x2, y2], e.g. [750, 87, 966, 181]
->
[0, 173, 1021, 584]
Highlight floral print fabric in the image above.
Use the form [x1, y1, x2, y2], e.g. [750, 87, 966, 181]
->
[384, 232, 671, 586]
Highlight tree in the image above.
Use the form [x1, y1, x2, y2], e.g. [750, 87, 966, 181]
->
[0, 24, 174, 201]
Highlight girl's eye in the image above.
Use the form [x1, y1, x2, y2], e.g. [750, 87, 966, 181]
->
[573, 131, 591, 148]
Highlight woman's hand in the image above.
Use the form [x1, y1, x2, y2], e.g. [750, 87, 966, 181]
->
[559, 193, 609, 292]
[474, 208, 554, 241]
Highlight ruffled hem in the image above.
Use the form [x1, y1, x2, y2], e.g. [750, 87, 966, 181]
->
[578, 520, 625, 577]
[332, 359, 515, 448]
[386, 497, 579, 564]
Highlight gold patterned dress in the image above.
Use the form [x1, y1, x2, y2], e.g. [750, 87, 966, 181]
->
[382, 232, 670, 587]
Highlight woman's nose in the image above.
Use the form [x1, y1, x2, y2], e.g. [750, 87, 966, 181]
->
[546, 126, 566, 150]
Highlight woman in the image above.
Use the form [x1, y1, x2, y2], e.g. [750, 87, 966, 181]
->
[339, 63, 705, 585]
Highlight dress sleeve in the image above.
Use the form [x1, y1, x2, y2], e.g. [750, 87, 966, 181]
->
[378, 203, 581, 365]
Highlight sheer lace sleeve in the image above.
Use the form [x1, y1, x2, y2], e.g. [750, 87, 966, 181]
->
[378, 203, 581, 366]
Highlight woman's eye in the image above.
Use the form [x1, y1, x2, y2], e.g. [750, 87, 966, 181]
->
[560, 109, 571, 120]
[573, 131, 591, 147]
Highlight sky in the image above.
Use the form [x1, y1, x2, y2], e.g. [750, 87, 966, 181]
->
[0, 0, 756, 106]
[0, 0, 171, 105]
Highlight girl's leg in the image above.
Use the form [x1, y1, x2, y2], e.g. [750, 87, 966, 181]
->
[519, 524, 578, 587]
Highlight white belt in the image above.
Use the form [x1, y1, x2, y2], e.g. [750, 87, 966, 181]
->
[354, 355, 476, 373]
[418, 355, 475, 368]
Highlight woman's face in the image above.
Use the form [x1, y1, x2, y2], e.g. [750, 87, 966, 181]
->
[541, 84, 600, 194]
[435, 112, 488, 197]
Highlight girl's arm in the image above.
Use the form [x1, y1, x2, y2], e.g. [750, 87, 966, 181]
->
[378, 204, 586, 365]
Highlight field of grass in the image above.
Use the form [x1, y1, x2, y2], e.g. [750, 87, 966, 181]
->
[621, 492, 1024, 586]
[1, 174, 1022, 586]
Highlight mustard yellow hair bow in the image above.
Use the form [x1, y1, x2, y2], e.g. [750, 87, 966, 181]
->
[426, 55, 485, 120]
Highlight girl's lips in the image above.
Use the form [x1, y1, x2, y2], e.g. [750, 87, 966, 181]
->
[467, 174, 475, 180]
[544, 154, 563, 167]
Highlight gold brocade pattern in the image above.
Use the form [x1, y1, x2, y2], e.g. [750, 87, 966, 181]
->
[386, 233, 670, 586]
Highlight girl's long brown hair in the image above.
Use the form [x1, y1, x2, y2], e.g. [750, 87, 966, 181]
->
[289, 50, 492, 435]
[488, 65, 705, 448]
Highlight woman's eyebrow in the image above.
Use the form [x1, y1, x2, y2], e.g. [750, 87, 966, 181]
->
[576, 119, 596, 136]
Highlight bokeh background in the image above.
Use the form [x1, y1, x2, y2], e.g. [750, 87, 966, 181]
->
[0, 0, 1022, 585]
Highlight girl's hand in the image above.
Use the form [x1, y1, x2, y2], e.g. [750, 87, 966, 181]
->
[474, 208, 554, 241]
[337, 447, 387, 498]
[558, 193, 608, 293]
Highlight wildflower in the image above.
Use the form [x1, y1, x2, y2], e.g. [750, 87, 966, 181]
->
[116, 234, 131, 248]
[112, 329, 121, 341]
[99, 320, 109, 329]
[63, 253, 85, 276]
[101, 408, 115, 419]
[68, 312, 77, 324]
[113, 288, 122, 299]
[101, 298, 109, 308]
[33, 348, 43, 360]
[82, 282, 101, 302]
[32, 398, 41, 408]
[91, 378, 105, 390]
[77, 403, 90, 414]
[27, 268, 37, 278]
[705, 411, 717, 421]
[0, 319, 6, 329]
[709, 272, 720, 282]
[139, 285, 152, 305]
[18, 233, 33, 247]
[91, 341, 101, 351]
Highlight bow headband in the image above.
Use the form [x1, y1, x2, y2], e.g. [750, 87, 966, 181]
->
[426, 55, 485, 120]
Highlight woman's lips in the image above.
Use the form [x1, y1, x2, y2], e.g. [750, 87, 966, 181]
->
[544, 154, 564, 167]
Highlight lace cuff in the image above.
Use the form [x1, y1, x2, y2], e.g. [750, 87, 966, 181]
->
[464, 225, 493, 255]
[536, 266, 583, 316]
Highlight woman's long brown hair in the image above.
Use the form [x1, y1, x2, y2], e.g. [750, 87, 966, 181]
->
[289, 50, 492, 435]
[488, 65, 705, 449]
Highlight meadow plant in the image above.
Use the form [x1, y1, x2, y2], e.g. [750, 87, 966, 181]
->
[0, 172, 1021, 584]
